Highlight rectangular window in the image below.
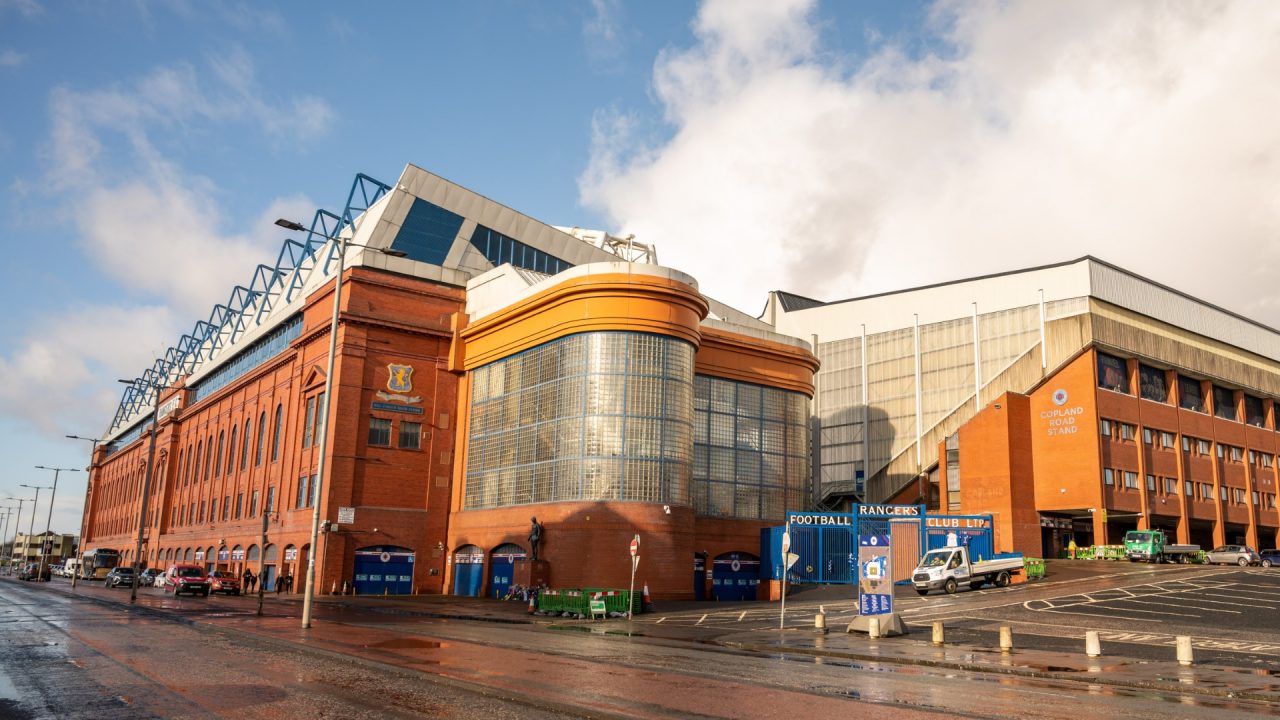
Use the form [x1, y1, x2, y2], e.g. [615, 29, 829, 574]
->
[265, 486, 276, 513]
[398, 421, 421, 450]
[1142, 428, 1153, 445]
[369, 417, 392, 446]
[297, 476, 307, 509]
[222, 495, 230, 521]
[250, 490, 259, 517]
[1179, 376, 1205, 412]
[1100, 419, 1113, 437]
[1185, 480, 1193, 497]
[1165, 477, 1177, 494]
[1264, 454, 1274, 468]
[1217, 485, 1225, 501]
[1139, 364, 1168, 403]
[1124, 471, 1139, 489]
[1231, 446, 1243, 462]
[1104, 468, 1115, 486]
[1216, 444, 1224, 458]
[1199, 439, 1210, 455]
[1146, 474, 1155, 491]
[1270, 494, 1276, 509]
[1097, 353, 1130, 393]
[1213, 386, 1238, 421]
[210, 498, 217, 522]
[235, 493, 243, 519]
[199, 500, 205, 523]
[1160, 431, 1175, 448]
[1182, 436, 1190, 452]
[303, 396, 316, 448]
[1235, 488, 1245, 504]
[1249, 449, 1257, 465]
[1245, 396, 1267, 427]
[1120, 423, 1136, 442]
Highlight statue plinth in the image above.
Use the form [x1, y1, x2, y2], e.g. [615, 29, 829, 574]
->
[513, 559, 550, 588]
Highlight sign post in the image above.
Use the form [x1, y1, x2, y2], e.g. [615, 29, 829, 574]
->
[628, 534, 640, 618]
[780, 525, 792, 629]
[847, 529, 905, 636]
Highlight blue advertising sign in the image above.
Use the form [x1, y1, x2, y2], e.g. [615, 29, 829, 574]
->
[857, 533, 892, 616]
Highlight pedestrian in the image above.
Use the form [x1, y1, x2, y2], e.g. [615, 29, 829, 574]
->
[242, 568, 254, 594]
[284, 573, 294, 593]
[275, 574, 284, 595]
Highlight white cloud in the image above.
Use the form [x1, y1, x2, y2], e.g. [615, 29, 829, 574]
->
[583, 0, 626, 70]
[0, 48, 26, 67]
[0, 0, 42, 18]
[582, 0, 1280, 325]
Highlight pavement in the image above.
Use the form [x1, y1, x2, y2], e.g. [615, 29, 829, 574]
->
[23, 563, 1280, 706]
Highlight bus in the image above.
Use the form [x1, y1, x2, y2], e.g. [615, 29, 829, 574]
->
[79, 548, 121, 580]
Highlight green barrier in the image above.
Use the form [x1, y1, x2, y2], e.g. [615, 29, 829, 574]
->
[583, 588, 637, 616]
[538, 588, 638, 616]
[1025, 557, 1046, 580]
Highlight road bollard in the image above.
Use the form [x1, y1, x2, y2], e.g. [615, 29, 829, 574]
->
[815, 610, 828, 634]
[1085, 631, 1101, 658]
[1177, 636, 1194, 666]
[869, 617, 881, 639]
[932, 621, 945, 646]
[999, 626, 1013, 652]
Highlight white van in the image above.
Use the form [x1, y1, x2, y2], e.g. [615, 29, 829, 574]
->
[62, 558, 79, 578]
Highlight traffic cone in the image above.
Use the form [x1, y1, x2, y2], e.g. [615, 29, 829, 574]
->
[527, 593, 537, 614]
[642, 584, 652, 612]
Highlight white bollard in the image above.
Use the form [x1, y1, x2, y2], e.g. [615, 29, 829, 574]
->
[868, 617, 881, 639]
[815, 611, 827, 634]
[932, 621, 945, 646]
[1177, 636, 1194, 666]
[1085, 631, 1101, 658]
[999, 626, 1013, 652]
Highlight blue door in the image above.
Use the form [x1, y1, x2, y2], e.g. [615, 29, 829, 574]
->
[353, 546, 415, 595]
[452, 545, 484, 597]
[712, 553, 760, 601]
[489, 543, 526, 598]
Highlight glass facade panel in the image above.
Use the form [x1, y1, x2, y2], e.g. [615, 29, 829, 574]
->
[390, 198, 465, 265]
[1138, 364, 1168, 403]
[1097, 353, 1129, 393]
[1245, 396, 1267, 427]
[469, 224, 572, 275]
[1212, 386, 1237, 421]
[1178, 376, 1204, 412]
[464, 332, 694, 509]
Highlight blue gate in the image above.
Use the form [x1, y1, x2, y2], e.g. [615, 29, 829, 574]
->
[452, 545, 484, 597]
[711, 552, 759, 601]
[489, 543, 526, 598]
[924, 515, 994, 561]
[353, 546, 414, 595]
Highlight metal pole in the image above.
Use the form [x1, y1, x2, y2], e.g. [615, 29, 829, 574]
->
[67, 435, 101, 590]
[303, 232, 346, 629]
[27, 488, 42, 567]
[38, 470, 62, 582]
[0, 511, 9, 573]
[9, 499, 24, 570]
[130, 388, 163, 603]
[257, 501, 270, 616]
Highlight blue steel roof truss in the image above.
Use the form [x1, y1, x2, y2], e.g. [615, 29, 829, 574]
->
[107, 172, 391, 435]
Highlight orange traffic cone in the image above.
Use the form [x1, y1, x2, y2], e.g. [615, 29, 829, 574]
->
[642, 584, 652, 612]
[527, 592, 537, 614]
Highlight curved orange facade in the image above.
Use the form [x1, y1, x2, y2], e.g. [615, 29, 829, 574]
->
[695, 326, 821, 397]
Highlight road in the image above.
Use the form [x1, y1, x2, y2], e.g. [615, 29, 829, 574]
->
[3, 573, 1279, 719]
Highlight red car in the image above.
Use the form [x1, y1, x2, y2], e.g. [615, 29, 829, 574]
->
[210, 570, 242, 595]
[160, 564, 211, 597]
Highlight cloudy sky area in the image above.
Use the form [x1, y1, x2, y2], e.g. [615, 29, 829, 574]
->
[1, 0, 1277, 534]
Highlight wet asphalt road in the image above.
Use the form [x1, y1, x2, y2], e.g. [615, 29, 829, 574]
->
[0, 579, 573, 720]
[4, 572, 1280, 719]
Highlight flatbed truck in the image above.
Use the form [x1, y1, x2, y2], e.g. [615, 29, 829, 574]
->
[911, 546, 1024, 595]
[1123, 530, 1199, 563]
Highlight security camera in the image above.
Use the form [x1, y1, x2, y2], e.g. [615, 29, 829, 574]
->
[663, 505, 671, 514]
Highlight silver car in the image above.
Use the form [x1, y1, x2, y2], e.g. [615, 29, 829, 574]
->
[1205, 545, 1261, 566]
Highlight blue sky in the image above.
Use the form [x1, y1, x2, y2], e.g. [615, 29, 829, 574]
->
[3, 0, 1280, 538]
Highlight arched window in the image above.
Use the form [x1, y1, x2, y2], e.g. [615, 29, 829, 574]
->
[203, 436, 214, 481]
[193, 440, 203, 485]
[214, 430, 225, 476]
[228, 426, 238, 474]
[241, 419, 251, 470]
[256, 412, 267, 466]
[271, 404, 283, 462]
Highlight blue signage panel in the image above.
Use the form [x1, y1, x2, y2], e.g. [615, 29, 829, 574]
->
[857, 533, 893, 616]
[372, 402, 424, 414]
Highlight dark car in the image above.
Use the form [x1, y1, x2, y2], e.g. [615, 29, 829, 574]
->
[1259, 549, 1280, 568]
[139, 568, 162, 587]
[160, 564, 210, 597]
[209, 570, 241, 596]
[105, 567, 135, 588]
[18, 563, 51, 581]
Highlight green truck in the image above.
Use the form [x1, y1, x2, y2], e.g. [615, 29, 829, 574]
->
[1123, 530, 1199, 563]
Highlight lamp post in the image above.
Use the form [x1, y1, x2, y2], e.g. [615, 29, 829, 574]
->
[66, 434, 102, 589]
[275, 217, 406, 629]
[0, 508, 12, 573]
[118, 378, 175, 604]
[18, 485, 49, 571]
[257, 502, 278, 617]
[5, 497, 28, 571]
[33, 466, 79, 582]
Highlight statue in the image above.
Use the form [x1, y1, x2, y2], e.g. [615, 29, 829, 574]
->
[528, 517, 544, 561]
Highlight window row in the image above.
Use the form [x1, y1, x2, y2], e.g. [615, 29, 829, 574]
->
[1098, 352, 1273, 427]
[177, 404, 285, 489]
[368, 417, 422, 450]
[168, 487, 272, 527]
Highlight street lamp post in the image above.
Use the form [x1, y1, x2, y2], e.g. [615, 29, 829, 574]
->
[5, 498, 28, 571]
[0, 509, 12, 572]
[66, 434, 102, 589]
[18, 485, 48, 571]
[117, 378, 173, 604]
[275, 218, 406, 629]
[257, 502, 278, 617]
[33, 466, 79, 583]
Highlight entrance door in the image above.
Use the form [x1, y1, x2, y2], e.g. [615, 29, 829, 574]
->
[353, 546, 415, 595]
[711, 552, 760, 601]
[452, 545, 484, 597]
[693, 555, 706, 601]
[489, 543, 526, 598]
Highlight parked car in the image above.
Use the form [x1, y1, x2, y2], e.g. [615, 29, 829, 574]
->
[18, 563, 51, 581]
[140, 568, 162, 587]
[209, 570, 242, 596]
[159, 564, 210, 596]
[1258, 549, 1280, 568]
[105, 566, 136, 588]
[50, 564, 64, 577]
[1205, 545, 1261, 566]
